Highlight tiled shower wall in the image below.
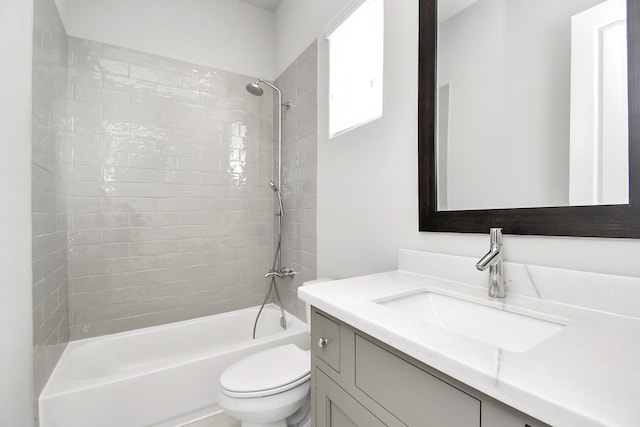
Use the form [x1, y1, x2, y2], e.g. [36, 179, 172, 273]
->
[65, 38, 275, 339]
[32, 0, 69, 401]
[276, 41, 318, 320]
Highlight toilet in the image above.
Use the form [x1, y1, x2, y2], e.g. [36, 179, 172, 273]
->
[218, 279, 332, 427]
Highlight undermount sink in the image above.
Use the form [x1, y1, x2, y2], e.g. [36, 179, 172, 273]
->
[375, 291, 565, 352]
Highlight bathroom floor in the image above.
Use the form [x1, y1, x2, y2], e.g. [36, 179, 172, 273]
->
[183, 412, 240, 427]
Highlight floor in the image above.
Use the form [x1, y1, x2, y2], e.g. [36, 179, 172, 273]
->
[183, 412, 241, 427]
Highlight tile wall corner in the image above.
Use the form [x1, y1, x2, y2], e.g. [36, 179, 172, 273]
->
[276, 41, 319, 321]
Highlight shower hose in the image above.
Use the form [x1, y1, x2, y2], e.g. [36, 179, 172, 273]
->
[252, 184, 288, 339]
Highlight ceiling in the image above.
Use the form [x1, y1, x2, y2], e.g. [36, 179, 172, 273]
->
[238, 0, 282, 12]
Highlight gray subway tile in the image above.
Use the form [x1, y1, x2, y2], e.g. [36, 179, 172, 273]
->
[60, 38, 316, 339]
[130, 64, 177, 86]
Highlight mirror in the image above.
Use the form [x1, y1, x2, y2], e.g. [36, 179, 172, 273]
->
[418, 0, 640, 237]
[437, 0, 628, 211]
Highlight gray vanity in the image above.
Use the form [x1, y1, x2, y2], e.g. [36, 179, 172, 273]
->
[310, 308, 548, 427]
[299, 249, 640, 427]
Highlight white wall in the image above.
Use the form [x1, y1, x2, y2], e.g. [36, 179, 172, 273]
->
[54, 0, 276, 79]
[0, 0, 34, 424]
[275, 0, 640, 281]
[274, 0, 347, 76]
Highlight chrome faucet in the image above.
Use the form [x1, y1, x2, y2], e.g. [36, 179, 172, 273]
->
[265, 268, 298, 279]
[476, 228, 506, 298]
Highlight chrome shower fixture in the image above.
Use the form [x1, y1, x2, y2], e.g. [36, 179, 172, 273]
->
[245, 82, 264, 96]
[245, 79, 280, 97]
[245, 79, 283, 191]
[245, 79, 292, 109]
[248, 79, 290, 339]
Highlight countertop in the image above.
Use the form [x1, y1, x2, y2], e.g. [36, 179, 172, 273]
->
[298, 270, 640, 427]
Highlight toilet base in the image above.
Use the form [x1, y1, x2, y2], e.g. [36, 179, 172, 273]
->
[241, 421, 286, 427]
[230, 393, 310, 427]
[219, 382, 310, 427]
[286, 396, 311, 427]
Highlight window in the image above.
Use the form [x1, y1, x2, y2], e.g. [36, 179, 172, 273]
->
[328, 0, 384, 137]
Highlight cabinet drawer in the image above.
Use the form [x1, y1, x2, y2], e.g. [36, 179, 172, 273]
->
[312, 310, 341, 372]
[355, 335, 481, 427]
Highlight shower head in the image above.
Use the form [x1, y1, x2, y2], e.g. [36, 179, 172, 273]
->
[269, 181, 278, 192]
[246, 81, 264, 96]
[246, 79, 282, 97]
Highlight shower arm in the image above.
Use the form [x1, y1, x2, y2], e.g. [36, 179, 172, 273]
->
[255, 79, 282, 193]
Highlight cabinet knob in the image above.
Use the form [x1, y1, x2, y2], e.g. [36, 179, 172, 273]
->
[318, 337, 329, 348]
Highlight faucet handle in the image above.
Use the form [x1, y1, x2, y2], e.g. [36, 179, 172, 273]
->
[279, 268, 298, 278]
[489, 228, 503, 245]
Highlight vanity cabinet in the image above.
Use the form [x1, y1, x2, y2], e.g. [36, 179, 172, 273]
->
[316, 369, 387, 427]
[311, 308, 550, 427]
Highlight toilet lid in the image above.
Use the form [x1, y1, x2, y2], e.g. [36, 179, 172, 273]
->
[220, 344, 310, 398]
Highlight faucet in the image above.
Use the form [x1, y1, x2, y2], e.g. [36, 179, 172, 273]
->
[264, 268, 298, 279]
[475, 228, 506, 298]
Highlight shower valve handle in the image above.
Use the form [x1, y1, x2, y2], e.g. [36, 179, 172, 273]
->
[280, 268, 298, 277]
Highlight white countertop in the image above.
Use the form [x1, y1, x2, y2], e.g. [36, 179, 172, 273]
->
[299, 269, 640, 427]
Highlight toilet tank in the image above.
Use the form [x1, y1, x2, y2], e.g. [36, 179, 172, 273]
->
[302, 279, 333, 326]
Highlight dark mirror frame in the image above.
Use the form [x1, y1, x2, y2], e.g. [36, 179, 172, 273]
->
[418, 0, 640, 238]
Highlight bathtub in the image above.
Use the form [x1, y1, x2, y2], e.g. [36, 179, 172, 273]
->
[39, 304, 309, 427]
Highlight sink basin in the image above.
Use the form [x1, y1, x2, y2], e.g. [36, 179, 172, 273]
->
[375, 291, 565, 352]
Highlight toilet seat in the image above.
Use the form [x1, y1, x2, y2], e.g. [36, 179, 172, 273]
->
[220, 344, 310, 398]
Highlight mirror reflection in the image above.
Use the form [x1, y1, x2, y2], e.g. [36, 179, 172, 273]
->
[436, 0, 629, 211]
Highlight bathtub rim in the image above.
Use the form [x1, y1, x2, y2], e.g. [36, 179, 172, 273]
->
[40, 304, 308, 399]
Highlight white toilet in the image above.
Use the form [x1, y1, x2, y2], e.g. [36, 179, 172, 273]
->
[218, 279, 331, 427]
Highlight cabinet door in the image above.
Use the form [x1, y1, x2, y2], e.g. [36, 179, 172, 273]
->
[482, 399, 551, 427]
[316, 369, 390, 427]
[355, 335, 480, 427]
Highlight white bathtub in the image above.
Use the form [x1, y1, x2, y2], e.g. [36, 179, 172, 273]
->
[39, 305, 309, 427]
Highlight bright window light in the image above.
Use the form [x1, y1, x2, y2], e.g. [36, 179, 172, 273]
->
[328, 0, 384, 137]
